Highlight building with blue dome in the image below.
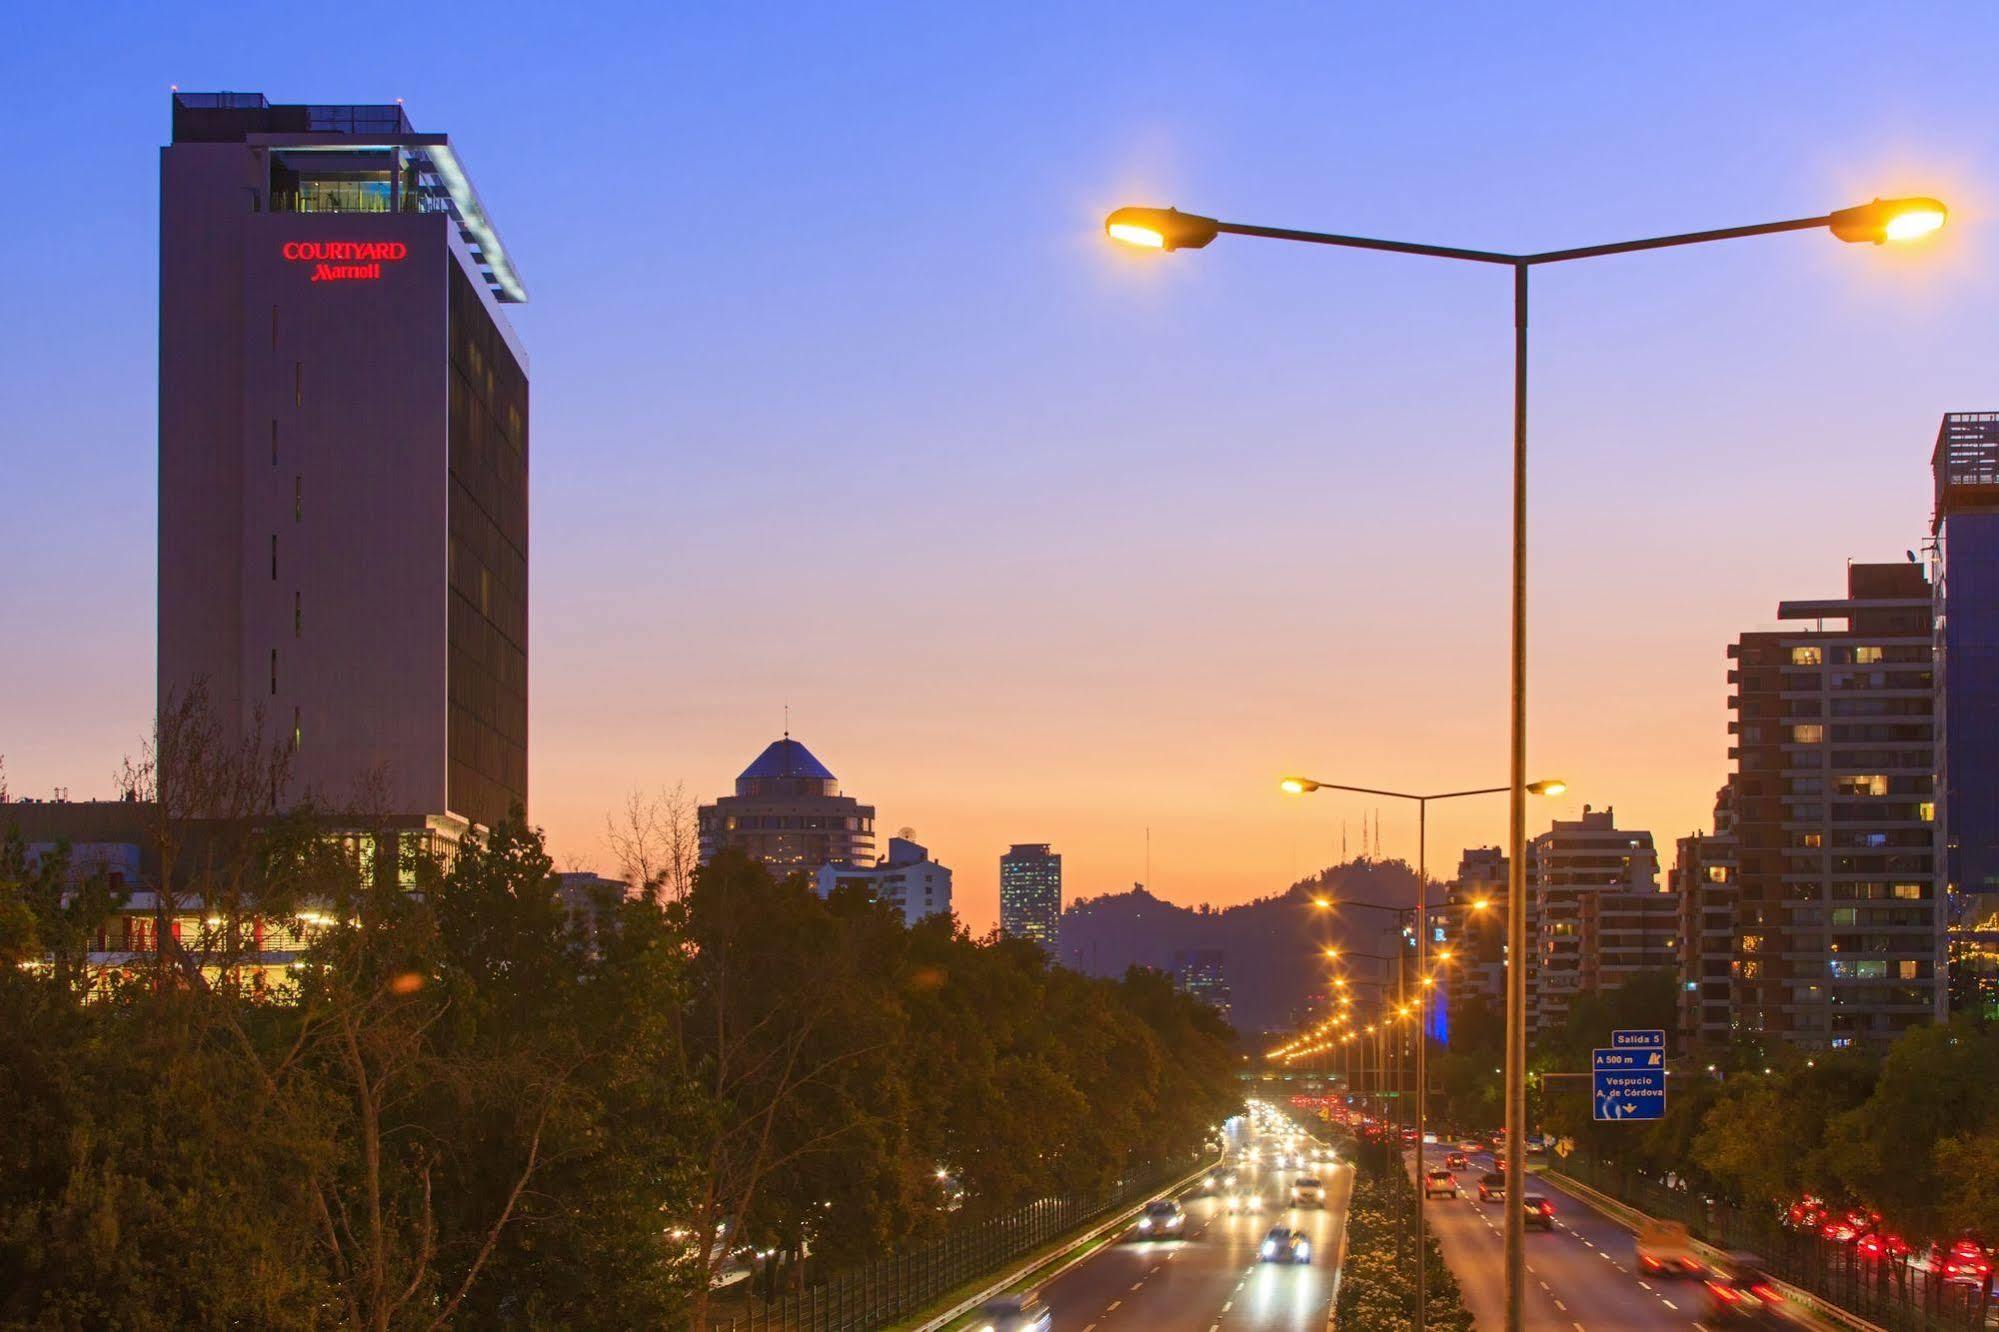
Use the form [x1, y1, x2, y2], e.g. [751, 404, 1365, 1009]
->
[697, 736, 876, 872]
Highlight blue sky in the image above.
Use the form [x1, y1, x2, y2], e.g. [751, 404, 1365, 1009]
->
[3, 4, 1995, 925]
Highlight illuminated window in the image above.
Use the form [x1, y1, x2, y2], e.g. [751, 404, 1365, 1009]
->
[1740, 934, 1763, 954]
[1706, 866, 1731, 882]
[1919, 801, 1936, 822]
[1836, 774, 1889, 796]
[1892, 883, 1925, 901]
[1791, 646, 1823, 666]
[1854, 646, 1884, 665]
[1792, 724, 1824, 744]
[1898, 960, 1922, 980]
[292, 706, 301, 752]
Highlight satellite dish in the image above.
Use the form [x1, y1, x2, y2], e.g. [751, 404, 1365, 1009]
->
[897, 826, 916, 841]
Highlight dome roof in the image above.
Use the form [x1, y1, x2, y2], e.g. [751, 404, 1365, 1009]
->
[738, 737, 836, 784]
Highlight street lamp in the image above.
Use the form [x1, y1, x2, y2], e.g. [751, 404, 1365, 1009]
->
[1114, 198, 1946, 1332]
[1285, 775, 1563, 1328]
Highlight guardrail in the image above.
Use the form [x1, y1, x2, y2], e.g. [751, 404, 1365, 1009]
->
[1544, 1169, 1886, 1332]
[1547, 1159, 1993, 1332]
[907, 1149, 1225, 1332]
[710, 1149, 1220, 1332]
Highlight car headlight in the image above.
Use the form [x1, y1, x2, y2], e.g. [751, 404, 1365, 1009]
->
[1137, 1218, 1151, 1229]
[1168, 1216, 1183, 1227]
[1297, 1241, 1311, 1257]
[1262, 1241, 1276, 1256]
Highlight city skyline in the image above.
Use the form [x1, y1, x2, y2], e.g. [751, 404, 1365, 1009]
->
[6, 7, 1999, 934]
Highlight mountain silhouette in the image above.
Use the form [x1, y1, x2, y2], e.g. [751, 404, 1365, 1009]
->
[1059, 858, 1434, 1035]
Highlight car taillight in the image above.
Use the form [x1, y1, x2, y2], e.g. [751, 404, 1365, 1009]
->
[1707, 1282, 1740, 1304]
[1750, 1284, 1780, 1303]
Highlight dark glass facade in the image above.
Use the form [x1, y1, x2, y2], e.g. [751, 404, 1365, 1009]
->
[447, 263, 529, 829]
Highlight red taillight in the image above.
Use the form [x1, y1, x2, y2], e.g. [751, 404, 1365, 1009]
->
[1707, 1281, 1741, 1304]
[1641, 1255, 1662, 1270]
[1749, 1284, 1780, 1303]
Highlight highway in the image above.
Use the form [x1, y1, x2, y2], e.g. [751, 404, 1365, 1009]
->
[978, 1107, 1352, 1332]
[1420, 1148, 1716, 1331]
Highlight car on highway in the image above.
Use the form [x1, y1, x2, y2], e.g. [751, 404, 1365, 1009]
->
[1423, 1169, 1459, 1199]
[1290, 1176, 1325, 1207]
[1444, 1151, 1469, 1170]
[1820, 1207, 1877, 1244]
[1133, 1200, 1186, 1239]
[1924, 1238, 1995, 1286]
[1458, 1140, 1484, 1155]
[1476, 1171, 1507, 1202]
[1224, 1191, 1265, 1214]
[1635, 1219, 1703, 1277]
[1522, 1195, 1555, 1231]
[971, 1292, 1052, 1332]
[1259, 1225, 1312, 1263]
[1700, 1252, 1788, 1326]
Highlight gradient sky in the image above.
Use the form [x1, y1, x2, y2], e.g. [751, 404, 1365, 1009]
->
[3, 5, 1997, 932]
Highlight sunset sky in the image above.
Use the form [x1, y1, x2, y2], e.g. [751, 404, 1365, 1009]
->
[3, 5, 1997, 932]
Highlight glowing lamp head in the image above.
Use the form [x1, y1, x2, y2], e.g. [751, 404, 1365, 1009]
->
[1828, 197, 1947, 245]
[1105, 206, 1222, 252]
[1280, 776, 1321, 795]
[1527, 779, 1567, 797]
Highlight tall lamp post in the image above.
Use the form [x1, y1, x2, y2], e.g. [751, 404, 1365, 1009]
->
[1292, 777, 1564, 1330]
[1108, 195, 1946, 1331]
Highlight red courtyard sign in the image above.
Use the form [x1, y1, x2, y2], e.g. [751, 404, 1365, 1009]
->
[281, 240, 408, 283]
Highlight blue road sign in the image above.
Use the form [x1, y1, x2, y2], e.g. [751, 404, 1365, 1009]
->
[1611, 1029, 1666, 1049]
[1593, 1064, 1666, 1121]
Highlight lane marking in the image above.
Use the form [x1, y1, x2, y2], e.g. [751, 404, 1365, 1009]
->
[1660, 1297, 1677, 1310]
[1105, 1301, 1121, 1312]
[1553, 1298, 1567, 1312]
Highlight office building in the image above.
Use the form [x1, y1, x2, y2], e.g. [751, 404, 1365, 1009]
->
[816, 837, 954, 926]
[1673, 786, 1739, 1049]
[1527, 807, 1662, 1033]
[1726, 561, 1944, 1045]
[159, 92, 528, 837]
[1932, 412, 1999, 1018]
[1172, 947, 1232, 1021]
[999, 843, 1062, 950]
[697, 737, 876, 873]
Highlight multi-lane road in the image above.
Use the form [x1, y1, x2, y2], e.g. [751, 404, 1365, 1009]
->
[1419, 1148, 1721, 1330]
[972, 1109, 1351, 1332]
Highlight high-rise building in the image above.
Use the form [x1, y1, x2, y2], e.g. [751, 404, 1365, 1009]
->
[1932, 412, 1999, 1018]
[999, 843, 1062, 950]
[1171, 947, 1231, 1022]
[1726, 561, 1944, 1046]
[1527, 807, 1663, 1034]
[816, 837, 953, 926]
[1442, 848, 1508, 1014]
[159, 92, 528, 836]
[698, 737, 875, 873]
[1673, 786, 1739, 1049]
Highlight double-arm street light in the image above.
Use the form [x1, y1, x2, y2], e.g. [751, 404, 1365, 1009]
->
[1291, 777, 1563, 1330]
[1108, 195, 1946, 1332]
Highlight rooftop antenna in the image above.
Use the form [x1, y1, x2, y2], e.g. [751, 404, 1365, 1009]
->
[783, 701, 789, 740]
